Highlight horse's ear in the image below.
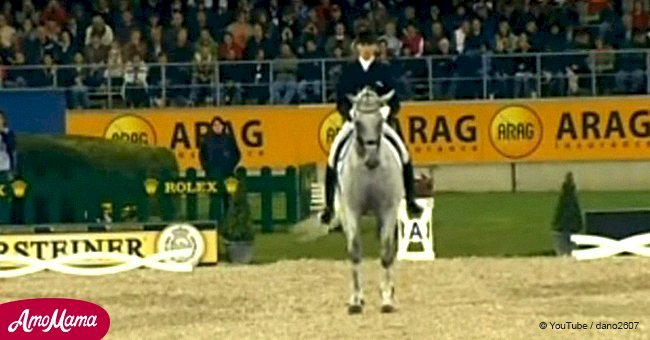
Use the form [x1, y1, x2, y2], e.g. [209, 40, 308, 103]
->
[379, 106, 390, 120]
[347, 94, 357, 104]
[380, 90, 395, 103]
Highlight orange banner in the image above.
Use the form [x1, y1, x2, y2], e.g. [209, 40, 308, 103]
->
[66, 97, 650, 170]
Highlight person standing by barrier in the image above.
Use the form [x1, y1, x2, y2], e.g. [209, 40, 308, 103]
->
[0, 110, 16, 181]
[199, 117, 241, 213]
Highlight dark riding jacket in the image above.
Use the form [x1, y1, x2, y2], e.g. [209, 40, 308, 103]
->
[335, 58, 401, 123]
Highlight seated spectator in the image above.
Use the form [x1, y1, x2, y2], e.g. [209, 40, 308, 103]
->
[218, 49, 243, 105]
[513, 34, 536, 98]
[272, 43, 298, 104]
[245, 49, 270, 104]
[41, 0, 67, 28]
[298, 21, 321, 51]
[0, 14, 15, 54]
[57, 30, 75, 64]
[122, 30, 147, 62]
[168, 29, 194, 106]
[494, 20, 517, 52]
[431, 38, 457, 99]
[631, 0, 649, 31]
[84, 35, 109, 64]
[85, 15, 113, 47]
[424, 21, 446, 55]
[148, 52, 168, 107]
[325, 22, 351, 57]
[193, 45, 215, 106]
[401, 23, 423, 57]
[147, 27, 165, 62]
[399, 46, 427, 99]
[122, 53, 149, 108]
[31, 53, 57, 87]
[541, 23, 568, 97]
[114, 10, 137, 45]
[325, 3, 345, 36]
[590, 37, 615, 95]
[218, 32, 243, 60]
[325, 46, 345, 101]
[566, 30, 592, 96]
[614, 30, 647, 94]
[464, 18, 487, 53]
[104, 42, 123, 89]
[227, 10, 252, 52]
[163, 10, 185, 49]
[244, 23, 270, 60]
[523, 21, 544, 52]
[297, 39, 322, 103]
[4, 52, 28, 88]
[378, 21, 400, 56]
[195, 28, 218, 57]
[454, 20, 470, 54]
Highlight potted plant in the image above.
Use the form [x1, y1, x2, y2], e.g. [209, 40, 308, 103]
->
[221, 176, 255, 264]
[552, 172, 584, 256]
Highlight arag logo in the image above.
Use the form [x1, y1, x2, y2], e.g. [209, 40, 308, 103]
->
[489, 105, 543, 159]
[104, 114, 157, 145]
[318, 110, 344, 155]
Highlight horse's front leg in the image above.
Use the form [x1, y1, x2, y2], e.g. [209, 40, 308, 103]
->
[379, 208, 398, 313]
[343, 213, 364, 314]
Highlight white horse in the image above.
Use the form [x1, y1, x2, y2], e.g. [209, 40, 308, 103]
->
[333, 87, 403, 314]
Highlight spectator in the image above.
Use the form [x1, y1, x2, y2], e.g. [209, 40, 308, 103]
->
[465, 18, 487, 53]
[398, 5, 416, 33]
[147, 27, 165, 62]
[122, 53, 149, 108]
[85, 15, 114, 47]
[566, 30, 592, 96]
[227, 10, 253, 51]
[541, 23, 568, 97]
[379, 21, 401, 57]
[4, 52, 28, 88]
[168, 29, 194, 106]
[475, 3, 497, 41]
[244, 23, 269, 60]
[325, 22, 352, 57]
[193, 45, 215, 106]
[148, 52, 168, 107]
[199, 116, 241, 182]
[590, 37, 615, 95]
[245, 48, 270, 104]
[40, 0, 67, 27]
[219, 32, 243, 60]
[93, 0, 112, 24]
[424, 21, 446, 55]
[164, 10, 185, 49]
[57, 30, 75, 64]
[614, 30, 647, 94]
[0, 110, 17, 181]
[454, 19, 470, 54]
[431, 38, 456, 99]
[195, 28, 218, 57]
[122, 30, 147, 62]
[84, 35, 109, 64]
[105, 42, 123, 88]
[219, 49, 244, 105]
[402, 22, 423, 57]
[513, 34, 536, 98]
[189, 9, 214, 40]
[399, 46, 427, 99]
[298, 20, 320, 51]
[494, 20, 517, 52]
[523, 21, 544, 52]
[32, 52, 57, 87]
[610, 14, 634, 48]
[114, 10, 138, 46]
[325, 46, 345, 101]
[325, 3, 345, 36]
[297, 39, 322, 103]
[631, 0, 649, 31]
[65, 52, 90, 109]
[490, 39, 513, 99]
[272, 43, 298, 104]
[0, 15, 15, 53]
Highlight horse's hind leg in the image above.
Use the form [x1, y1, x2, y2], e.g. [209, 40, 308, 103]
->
[344, 215, 364, 314]
[379, 210, 398, 313]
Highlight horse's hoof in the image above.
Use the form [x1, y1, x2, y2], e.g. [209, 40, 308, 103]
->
[348, 304, 363, 315]
[380, 304, 396, 314]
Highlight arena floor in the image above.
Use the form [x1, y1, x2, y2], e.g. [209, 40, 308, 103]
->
[2, 257, 650, 340]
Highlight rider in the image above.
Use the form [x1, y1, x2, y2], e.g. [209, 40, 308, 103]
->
[320, 30, 423, 224]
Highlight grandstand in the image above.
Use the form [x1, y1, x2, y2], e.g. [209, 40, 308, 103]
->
[0, 0, 647, 108]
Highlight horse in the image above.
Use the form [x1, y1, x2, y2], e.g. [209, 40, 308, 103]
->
[332, 87, 404, 314]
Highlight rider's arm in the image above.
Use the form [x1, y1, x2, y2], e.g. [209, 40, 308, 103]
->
[380, 63, 401, 118]
[335, 64, 353, 121]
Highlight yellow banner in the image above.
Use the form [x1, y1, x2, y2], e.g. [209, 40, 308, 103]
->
[0, 226, 218, 266]
[67, 97, 650, 169]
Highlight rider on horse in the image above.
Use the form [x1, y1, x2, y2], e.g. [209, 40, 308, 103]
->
[320, 30, 424, 224]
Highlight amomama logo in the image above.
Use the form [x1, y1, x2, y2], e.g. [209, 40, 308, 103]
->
[104, 114, 157, 145]
[0, 298, 110, 339]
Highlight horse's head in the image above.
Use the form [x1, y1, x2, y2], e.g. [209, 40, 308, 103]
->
[347, 87, 395, 169]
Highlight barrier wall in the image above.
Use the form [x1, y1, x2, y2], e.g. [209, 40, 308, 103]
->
[68, 96, 650, 170]
[1, 91, 66, 134]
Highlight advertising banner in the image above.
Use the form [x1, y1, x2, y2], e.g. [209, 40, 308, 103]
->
[67, 97, 650, 169]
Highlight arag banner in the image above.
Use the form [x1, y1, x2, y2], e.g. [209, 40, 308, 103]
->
[67, 97, 650, 169]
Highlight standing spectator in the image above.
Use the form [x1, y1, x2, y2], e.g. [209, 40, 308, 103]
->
[542, 23, 568, 97]
[32, 53, 57, 87]
[614, 30, 647, 94]
[631, 0, 649, 31]
[398, 46, 427, 99]
[65, 52, 91, 109]
[325, 22, 352, 57]
[199, 116, 241, 183]
[379, 21, 401, 57]
[193, 45, 215, 105]
[105, 42, 124, 89]
[122, 53, 149, 108]
[590, 37, 615, 95]
[245, 49, 270, 104]
[297, 39, 322, 103]
[218, 32, 243, 60]
[490, 39, 514, 99]
[0, 110, 17, 181]
[148, 52, 168, 107]
[401, 23, 423, 57]
[227, 10, 253, 51]
[513, 34, 536, 98]
[272, 43, 298, 104]
[219, 49, 244, 105]
[431, 38, 457, 100]
[85, 15, 114, 47]
[325, 46, 345, 101]
[4, 52, 28, 88]
[169, 28, 194, 101]
[244, 23, 269, 60]
[566, 30, 592, 96]
[57, 30, 75, 64]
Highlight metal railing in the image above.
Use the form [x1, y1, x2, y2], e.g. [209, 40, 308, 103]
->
[1, 48, 649, 109]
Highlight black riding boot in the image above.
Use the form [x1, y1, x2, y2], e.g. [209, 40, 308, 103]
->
[320, 165, 336, 224]
[403, 161, 423, 218]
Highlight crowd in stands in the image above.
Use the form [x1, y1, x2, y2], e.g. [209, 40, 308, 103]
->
[0, 0, 647, 108]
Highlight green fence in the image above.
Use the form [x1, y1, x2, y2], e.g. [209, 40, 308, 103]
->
[0, 163, 317, 233]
